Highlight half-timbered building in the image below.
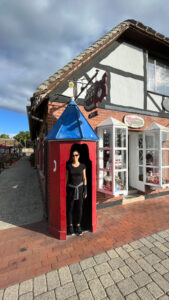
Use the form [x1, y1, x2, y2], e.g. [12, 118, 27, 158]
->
[28, 19, 169, 207]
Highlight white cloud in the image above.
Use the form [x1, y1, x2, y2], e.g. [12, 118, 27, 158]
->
[9, 133, 17, 138]
[0, 0, 169, 113]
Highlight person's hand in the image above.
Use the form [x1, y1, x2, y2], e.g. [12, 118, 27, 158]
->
[83, 193, 87, 199]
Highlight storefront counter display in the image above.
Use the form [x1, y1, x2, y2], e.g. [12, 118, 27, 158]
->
[146, 172, 160, 185]
[97, 117, 128, 196]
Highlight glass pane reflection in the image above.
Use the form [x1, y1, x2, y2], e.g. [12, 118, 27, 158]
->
[115, 128, 126, 148]
[115, 150, 126, 169]
[115, 171, 126, 191]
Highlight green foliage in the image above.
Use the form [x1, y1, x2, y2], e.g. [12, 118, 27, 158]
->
[14, 131, 31, 147]
[0, 133, 10, 138]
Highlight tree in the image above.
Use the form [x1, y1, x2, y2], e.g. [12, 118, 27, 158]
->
[0, 134, 10, 138]
[14, 131, 31, 147]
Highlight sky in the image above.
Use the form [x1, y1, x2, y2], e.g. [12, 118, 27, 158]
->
[0, 0, 169, 136]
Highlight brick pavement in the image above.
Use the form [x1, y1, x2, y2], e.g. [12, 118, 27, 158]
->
[1, 228, 169, 299]
[0, 195, 169, 293]
[1, 157, 169, 298]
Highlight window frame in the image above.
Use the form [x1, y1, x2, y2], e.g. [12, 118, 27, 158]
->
[97, 124, 128, 196]
[147, 56, 169, 97]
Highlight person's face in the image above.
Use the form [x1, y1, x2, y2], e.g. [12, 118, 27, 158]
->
[72, 151, 79, 162]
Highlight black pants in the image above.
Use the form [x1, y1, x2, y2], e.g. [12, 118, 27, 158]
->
[67, 197, 83, 226]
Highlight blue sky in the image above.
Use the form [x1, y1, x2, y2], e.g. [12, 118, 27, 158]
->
[0, 108, 29, 136]
[0, 0, 169, 136]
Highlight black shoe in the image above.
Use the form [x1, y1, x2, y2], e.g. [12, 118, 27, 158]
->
[67, 226, 74, 235]
[75, 226, 82, 236]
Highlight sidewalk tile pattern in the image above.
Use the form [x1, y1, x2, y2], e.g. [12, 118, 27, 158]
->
[1, 159, 169, 298]
[0, 229, 169, 299]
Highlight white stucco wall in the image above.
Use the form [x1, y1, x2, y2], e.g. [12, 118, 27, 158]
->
[62, 68, 105, 99]
[76, 68, 106, 99]
[62, 87, 74, 98]
[147, 92, 163, 112]
[100, 41, 144, 76]
[110, 73, 144, 109]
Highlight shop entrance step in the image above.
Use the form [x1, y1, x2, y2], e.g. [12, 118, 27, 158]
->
[123, 193, 145, 204]
[128, 188, 138, 195]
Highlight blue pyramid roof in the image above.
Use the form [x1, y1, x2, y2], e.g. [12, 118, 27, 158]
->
[45, 99, 99, 141]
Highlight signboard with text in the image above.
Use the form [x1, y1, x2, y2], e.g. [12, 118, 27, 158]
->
[124, 115, 144, 128]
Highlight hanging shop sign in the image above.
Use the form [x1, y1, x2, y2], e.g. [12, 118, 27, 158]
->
[84, 72, 108, 112]
[88, 111, 98, 119]
[124, 115, 144, 128]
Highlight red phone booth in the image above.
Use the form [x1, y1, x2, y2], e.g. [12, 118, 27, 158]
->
[45, 99, 99, 240]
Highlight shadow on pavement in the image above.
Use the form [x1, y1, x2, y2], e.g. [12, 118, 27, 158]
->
[0, 157, 45, 230]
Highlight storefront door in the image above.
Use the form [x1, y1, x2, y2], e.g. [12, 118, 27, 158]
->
[128, 132, 145, 192]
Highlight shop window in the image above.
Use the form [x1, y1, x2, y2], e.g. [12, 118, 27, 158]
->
[146, 167, 160, 185]
[145, 123, 169, 188]
[115, 150, 126, 169]
[148, 57, 169, 97]
[145, 129, 160, 185]
[161, 131, 169, 186]
[97, 118, 128, 196]
[115, 171, 127, 192]
[115, 128, 126, 148]
[138, 134, 144, 182]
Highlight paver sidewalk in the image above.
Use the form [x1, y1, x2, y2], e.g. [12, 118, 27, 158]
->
[0, 157, 44, 229]
[1, 228, 169, 299]
[1, 157, 169, 299]
[0, 195, 169, 292]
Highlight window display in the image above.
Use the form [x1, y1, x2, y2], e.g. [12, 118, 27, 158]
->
[97, 117, 128, 195]
[97, 119, 169, 195]
[146, 167, 160, 184]
[146, 150, 159, 166]
[103, 129, 112, 148]
[145, 123, 169, 187]
[98, 170, 112, 191]
[98, 149, 112, 169]
[115, 171, 126, 191]
[115, 128, 126, 147]
[115, 150, 126, 169]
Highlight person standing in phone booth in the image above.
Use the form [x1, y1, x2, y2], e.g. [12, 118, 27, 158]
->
[66, 150, 87, 236]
